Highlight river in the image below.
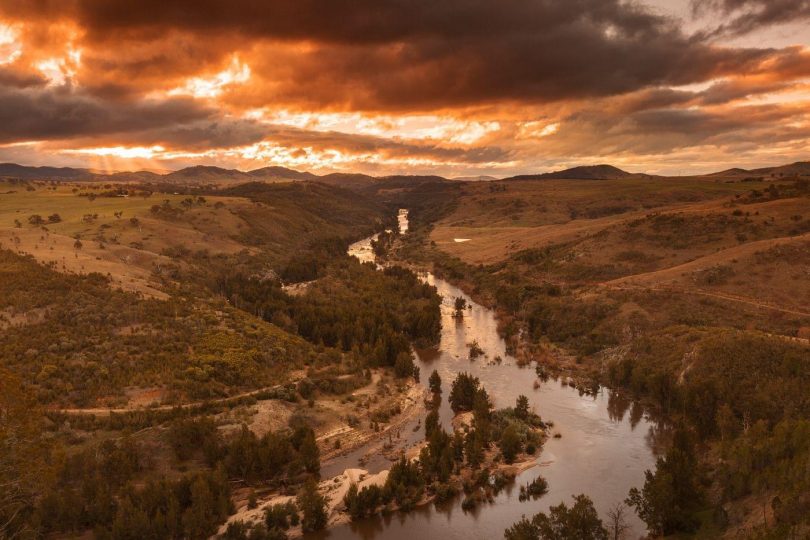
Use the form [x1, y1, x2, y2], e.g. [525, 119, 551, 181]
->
[311, 209, 659, 539]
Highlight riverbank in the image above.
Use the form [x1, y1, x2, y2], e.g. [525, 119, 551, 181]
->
[318, 377, 428, 475]
[300, 209, 657, 539]
[219, 418, 545, 538]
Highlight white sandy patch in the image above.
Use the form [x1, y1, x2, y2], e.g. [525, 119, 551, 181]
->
[216, 467, 390, 537]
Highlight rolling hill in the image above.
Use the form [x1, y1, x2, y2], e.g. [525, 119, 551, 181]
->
[1, 160, 807, 190]
[505, 164, 633, 181]
[0, 163, 94, 179]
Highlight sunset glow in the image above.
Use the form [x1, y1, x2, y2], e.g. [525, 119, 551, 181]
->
[0, 1, 808, 176]
[167, 56, 251, 99]
[65, 145, 167, 159]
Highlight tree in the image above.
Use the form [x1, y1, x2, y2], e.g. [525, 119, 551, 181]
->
[472, 388, 492, 443]
[465, 430, 484, 468]
[429, 369, 442, 394]
[454, 297, 467, 318]
[27, 214, 44, 225]
[264, 501, 296, 531]
[394, 351, 417, 378]
[181, 476, 218, 539]
[449, 372, 481, 413]
[343, 483, 360, 519]
[295, 427, 320, 475]
[298, 480, 327, 532]
[716, 403, 736, 442]
[504, 516, 539, 540]
[536, 495, 608, 539]
[111, 496, 152, 540]
[425, 409, 440, 439]
[468, 340, 484, 359]
[505, 494, 608, 539]
[343, 483, 382, 520]
[606, 503, 630, 540]
[499, 424, 522, 463]
[626, 427, 700, 536]
[515, 395, 530, 421]
[384, 456, 424, 509]
[0, 370, 48, 539]
[47, 213, 62, 223]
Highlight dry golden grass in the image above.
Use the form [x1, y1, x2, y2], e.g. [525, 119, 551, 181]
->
[0, 183, 256, 297]
[431, 177, 773, 264]
[431, 176, 809, 320]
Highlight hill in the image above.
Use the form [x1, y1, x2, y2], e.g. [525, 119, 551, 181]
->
[752, 161, 810, 177]
[1, 159, 807, 191]
[452, 175, 499, 182]
[317, 172, 379, 190]
[505, 164, 633, 181]
[248, 166, 318, 181]
[163, 165, 253, 183]
[0, 162, 93, 179]
[393, 169, 809, 537]
[708, 161, 810, 179]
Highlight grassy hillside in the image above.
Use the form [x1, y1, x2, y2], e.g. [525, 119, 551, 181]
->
[0, 248, 317, 407]
[0, 179, 386, 297]
[390, 174, 810, 537]
[0, 177, 443, 539]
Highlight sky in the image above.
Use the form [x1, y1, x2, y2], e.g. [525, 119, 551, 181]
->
[0, 0, 808, 177]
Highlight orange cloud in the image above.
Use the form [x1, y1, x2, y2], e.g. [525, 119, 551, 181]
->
[0, 1, 808, 176]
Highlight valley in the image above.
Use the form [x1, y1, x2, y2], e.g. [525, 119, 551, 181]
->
[4, 3, 810, 538]
[0, 163, 808, 540]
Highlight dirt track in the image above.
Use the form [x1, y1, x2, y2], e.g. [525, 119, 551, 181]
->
[604, 283, 810, 318]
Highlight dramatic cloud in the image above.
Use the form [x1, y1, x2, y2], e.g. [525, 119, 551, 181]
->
[0, 0, 807, 175]
[0, 85, 213, 143]
[692, 0, 810, 37]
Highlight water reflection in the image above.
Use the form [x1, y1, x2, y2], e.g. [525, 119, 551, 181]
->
[319, 211, 658, 539]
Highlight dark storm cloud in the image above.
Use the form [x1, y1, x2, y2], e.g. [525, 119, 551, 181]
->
[0, 0, 680, 44]
[0, 67, 46, 89]
[1, 0, 808, 173]
[692, 0, 810, 36]
[0, 80, 510, 164]
[536, 101, 810, 157]
[0, 84, 212, 143]
[0, 0, 789, 109]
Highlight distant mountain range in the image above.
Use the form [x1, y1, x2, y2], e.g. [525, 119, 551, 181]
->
[1, 161, 807, 186]
[0, 163, 332, 184]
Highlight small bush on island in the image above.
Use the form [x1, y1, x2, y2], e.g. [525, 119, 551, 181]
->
[519, 476, 549, 502]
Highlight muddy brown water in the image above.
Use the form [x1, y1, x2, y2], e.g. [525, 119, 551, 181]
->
[310, 210, 659, 539]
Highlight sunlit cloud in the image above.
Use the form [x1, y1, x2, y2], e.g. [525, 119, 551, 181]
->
[0, 23, 21, 65]
[1, 1, 809, 176]
[518, 121, 560, 139]
[64, 145, 167, 159]
[224, 140, 512, 172]
[34, 45, 82, 86]
[253, 109, 501, 144]
[167, 56, 251, 98]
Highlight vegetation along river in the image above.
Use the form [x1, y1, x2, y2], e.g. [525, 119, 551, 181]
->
[311, 209, 659, 539]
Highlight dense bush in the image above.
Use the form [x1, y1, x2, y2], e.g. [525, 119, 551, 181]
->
[217, 258, 441, 373]
[0, 249, 315, 406]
